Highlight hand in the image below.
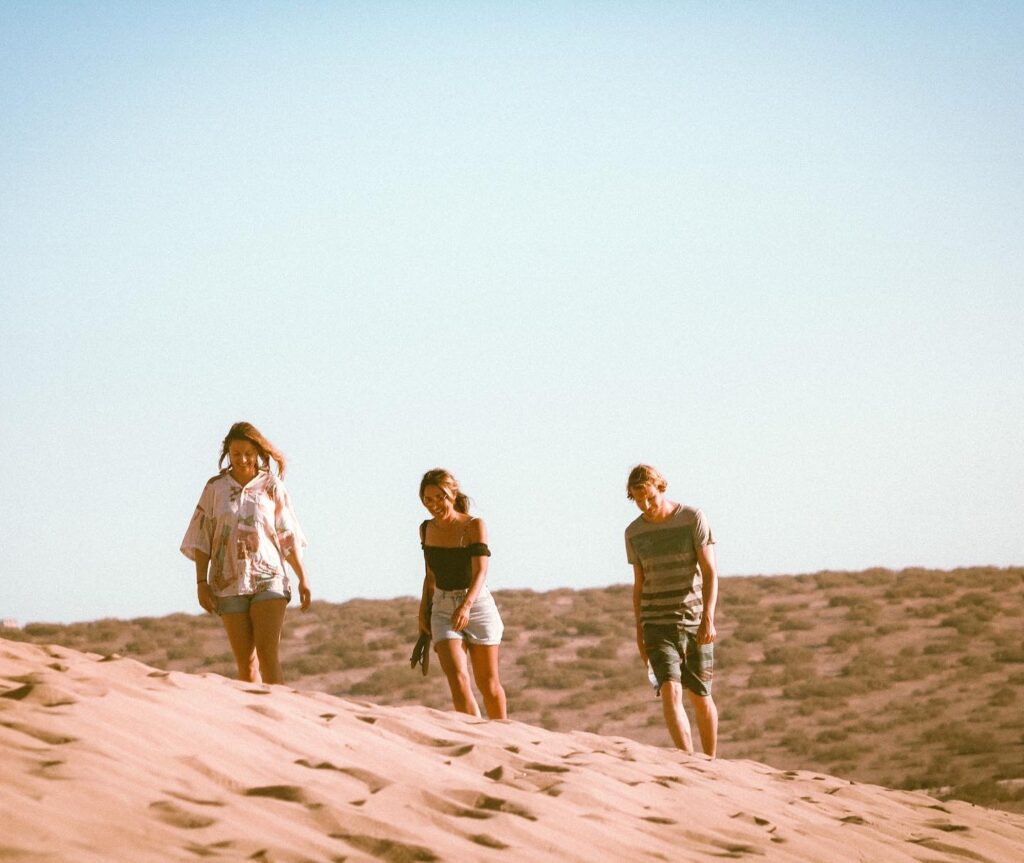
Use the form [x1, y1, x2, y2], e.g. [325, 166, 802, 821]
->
[197, 582, 216, 615]
[697, 617, 716, 645]
[297, 579, 312, 611]
[451, 601, 472, 632]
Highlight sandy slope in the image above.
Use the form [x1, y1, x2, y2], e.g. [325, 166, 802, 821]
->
[2, 639, 1022, 863]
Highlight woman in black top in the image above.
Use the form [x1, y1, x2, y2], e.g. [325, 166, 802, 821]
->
[418, 468, 507, 719]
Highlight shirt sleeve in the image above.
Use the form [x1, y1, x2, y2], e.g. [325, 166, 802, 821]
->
[625, 528, 636, 565]
[693, 508, 715, 547]
[273, 479, 307, 558]
[180, 482, 216, 561]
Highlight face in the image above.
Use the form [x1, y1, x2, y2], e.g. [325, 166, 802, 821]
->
[228, 440, 260, 478]
[630, 483, 664, 517]
[421, 484, 454, 519]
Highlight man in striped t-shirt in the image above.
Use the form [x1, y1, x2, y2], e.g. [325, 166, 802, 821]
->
[625, 464, 719, 756]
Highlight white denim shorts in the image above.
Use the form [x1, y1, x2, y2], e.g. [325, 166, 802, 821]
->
[431, 587, 504, 646]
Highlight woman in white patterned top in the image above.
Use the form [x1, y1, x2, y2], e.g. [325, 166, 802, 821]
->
[181, 421, 311, 684]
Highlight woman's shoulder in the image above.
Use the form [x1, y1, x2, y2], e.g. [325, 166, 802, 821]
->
[465, 515, 487, 541]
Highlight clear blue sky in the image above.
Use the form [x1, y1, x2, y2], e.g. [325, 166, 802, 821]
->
[2, 2, 1022, 624]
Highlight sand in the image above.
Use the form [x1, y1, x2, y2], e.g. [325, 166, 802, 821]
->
[2, 638, 1022, 862]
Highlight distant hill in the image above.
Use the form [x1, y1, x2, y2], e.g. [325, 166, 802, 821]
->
[7, 566, 1023, 813]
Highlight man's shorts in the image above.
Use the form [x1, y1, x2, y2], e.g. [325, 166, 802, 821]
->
[217, 590, 290, 616]
[431, 587, 504, 646]
[643, 623, 713, 697]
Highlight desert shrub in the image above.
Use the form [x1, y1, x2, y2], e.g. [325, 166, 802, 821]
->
[874, 623, 898, 635]
[826, 628, 868, 650]
[780, 732, 813, 756]
[905, 602, 945, 619]
[167, 642, 204, 661]
[796, 697, 840, 717]
[513, 695, 541, 712]
[940, 616, 986, 637]
[539, 710, 562, 731]
[563, 617, 613, 637]
[890, 657, 939, 681]
[124, 638, 160, 655]
[1005, 670, 1024, 686]
[731, 724, 763, 741]
[994, 646, 1024, 663]
[815, 727, 849, 744]
[366, 634, 403, 651]
[840, 647, 887, 679]
[815, 742, 867, 763]
[779, 617, 814, 631]
[922, 641, 947, 655]
[735, 691, 767, 706]
[745, 668, 786, 688]
[951, 732, 998, 756]
[782, 676, 870, 700]
[943, 780, 1024, 808]
[292, 654, 339, 676]
[557, 688, 610, 709]
[734, 624, 768, 643]
[348, 664, 416, 696]
[578, 637, 620, 660]
[23, 623, 65, 637]
[958, 653, 986, 668]
[201, 651, 234, 667]
[529, 634, 568, 650]
[524, 664, 588, 690]
[762, 645, 814, 666]
[827, 595, 861, 608]
[956, 591, 999, 614]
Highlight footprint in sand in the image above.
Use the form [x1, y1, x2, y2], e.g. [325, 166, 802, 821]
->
[448, 790, 538, 821]
[329, 831, 440, 862]
[0, 720, 77, 745]
[149, 800, 217, 829]
[244, 785, 311, 805]
[908, 837, 994, 862]
[294, 759, 392, 794]
[471, 834, 510, 850]
[1, 683, 77, 707]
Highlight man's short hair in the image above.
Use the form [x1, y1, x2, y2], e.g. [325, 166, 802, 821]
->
[626, 464, 668, 498]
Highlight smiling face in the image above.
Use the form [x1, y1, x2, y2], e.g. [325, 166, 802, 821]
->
[629, 482, 665, 519]
[421, 484, 455, 520]
[228, 439, 260, 483]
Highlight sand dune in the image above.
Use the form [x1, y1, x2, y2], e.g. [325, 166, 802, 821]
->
[2, 639, 1022, 862]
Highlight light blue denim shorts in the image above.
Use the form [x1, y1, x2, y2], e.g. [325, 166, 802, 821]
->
[217, 590, 290, 616]
[431, 587, 504, 646]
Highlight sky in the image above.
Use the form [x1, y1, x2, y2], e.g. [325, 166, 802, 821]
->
[2, 2, 1022, 625]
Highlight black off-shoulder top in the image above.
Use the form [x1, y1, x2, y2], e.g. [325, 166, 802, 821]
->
[420, 519, 491, 591]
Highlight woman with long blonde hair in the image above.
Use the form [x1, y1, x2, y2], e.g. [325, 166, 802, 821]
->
[181, 421, 311, 684]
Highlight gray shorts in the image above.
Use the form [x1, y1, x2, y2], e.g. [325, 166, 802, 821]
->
[431, 587, 504, 646]
[217, 590, 289, 616]
[644, 623, 713, 697]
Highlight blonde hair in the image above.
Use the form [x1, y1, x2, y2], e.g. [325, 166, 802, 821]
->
[626, 463, 667, 499]
[219, 421, 287, 477]
[419, 468, 471, 514]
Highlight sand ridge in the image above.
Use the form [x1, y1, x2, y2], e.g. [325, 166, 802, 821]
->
[2, 638, 1022, 862]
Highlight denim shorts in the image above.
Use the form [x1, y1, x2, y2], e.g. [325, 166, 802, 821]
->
[431, 587, 504, 646]
[217, 590, 290, 616]
[643, 623, 713, 697]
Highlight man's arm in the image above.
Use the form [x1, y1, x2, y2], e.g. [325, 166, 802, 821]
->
[696, 543, 718, 645]
[632, 563, 648, 663]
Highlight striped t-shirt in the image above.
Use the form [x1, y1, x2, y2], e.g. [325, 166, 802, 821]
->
[625, 504, 714, 627]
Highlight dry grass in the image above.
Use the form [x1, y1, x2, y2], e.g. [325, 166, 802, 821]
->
[5, 566, 1023, 813]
